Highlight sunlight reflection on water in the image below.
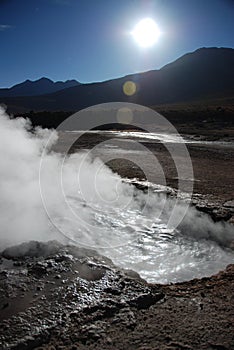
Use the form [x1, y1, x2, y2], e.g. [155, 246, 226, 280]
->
[56, 194, 234, 284]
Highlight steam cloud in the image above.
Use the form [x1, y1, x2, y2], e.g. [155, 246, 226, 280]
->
[0, 107, 58, 248]
[0, 107, 139, 249]
[0, 106, 233, 273]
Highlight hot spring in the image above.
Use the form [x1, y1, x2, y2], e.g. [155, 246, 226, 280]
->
[54, 190, 234, 284]
[0, 106, 233, 284]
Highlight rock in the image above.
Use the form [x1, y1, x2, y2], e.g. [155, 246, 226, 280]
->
[128, 292, 165, 309]
[112, 307, 136, 328]
[54, 253, 74, 263]
[80, 322, 106, 341]
[104, 286, 122, 295]
[211, 208, 232, 221]
[28, 262, 48, 276]
[36, 283, 45, 291]
[223, 200, 234, 208]
[1, 240, 63, 259]
[123, 269, 142, 279]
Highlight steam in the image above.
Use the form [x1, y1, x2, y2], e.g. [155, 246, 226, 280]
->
[0, 108, 58, 248]
[0, 107, 138, 249]
[0, 106, 233, 283]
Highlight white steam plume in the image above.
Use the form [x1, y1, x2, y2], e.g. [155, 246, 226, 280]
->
[0, 107, 138, 249]
[0, 106, 233, 283]
[0, 108, 58, 248]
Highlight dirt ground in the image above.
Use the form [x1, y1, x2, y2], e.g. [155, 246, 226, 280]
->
[0, 242, 233, 350]
[38, 264, 234, 350]
[64, 130, 234, 221]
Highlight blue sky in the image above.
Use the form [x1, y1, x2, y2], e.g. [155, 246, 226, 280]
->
[0, 0, 234, 87]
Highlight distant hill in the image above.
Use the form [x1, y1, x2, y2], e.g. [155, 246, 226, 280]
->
[1, 47, 234, 113]
[0, 77, 80, 97]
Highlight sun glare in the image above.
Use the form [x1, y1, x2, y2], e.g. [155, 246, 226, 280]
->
[131, 18, 161, 48]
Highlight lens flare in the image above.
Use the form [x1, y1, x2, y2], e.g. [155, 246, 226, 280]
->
[123, 81, 137, 96]
[116, 107, 133, 124]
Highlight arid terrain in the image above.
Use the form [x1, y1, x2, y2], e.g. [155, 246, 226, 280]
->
[0, 7, 234, 349]
[1, 118, 234, 350]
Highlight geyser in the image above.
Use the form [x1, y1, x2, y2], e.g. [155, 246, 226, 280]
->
[0, 106, 233, 283]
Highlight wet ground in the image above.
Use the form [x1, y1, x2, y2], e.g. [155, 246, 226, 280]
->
[0, 241, 233, 350]
[0, 130, 234, 349]
[54, 130, 234, 221]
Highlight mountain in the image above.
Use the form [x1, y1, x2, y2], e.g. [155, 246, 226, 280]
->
[1, 47, 234, 113]
[0, 78, 80, 97]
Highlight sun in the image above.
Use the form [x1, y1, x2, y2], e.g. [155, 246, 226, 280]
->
[131, 18, 161, 48]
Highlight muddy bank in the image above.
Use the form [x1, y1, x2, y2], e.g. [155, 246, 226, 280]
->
[0, 241, 233, 350]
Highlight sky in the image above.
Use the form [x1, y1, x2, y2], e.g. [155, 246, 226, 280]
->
[0, 0, 234, 88]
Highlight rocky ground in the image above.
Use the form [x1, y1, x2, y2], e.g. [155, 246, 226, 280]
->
[0, 241, 233, 350]
[0, 129, 234, 350]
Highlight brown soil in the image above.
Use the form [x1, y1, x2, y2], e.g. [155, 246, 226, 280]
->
[64, 131, 234, 221]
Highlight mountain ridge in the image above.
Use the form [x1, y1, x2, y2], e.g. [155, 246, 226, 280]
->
[0, 77, 81, 97]
[1, 47, 234, 113]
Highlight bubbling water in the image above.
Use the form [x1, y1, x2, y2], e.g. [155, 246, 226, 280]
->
[55, 190, 234, 284]
[107, 221, 234, 284]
